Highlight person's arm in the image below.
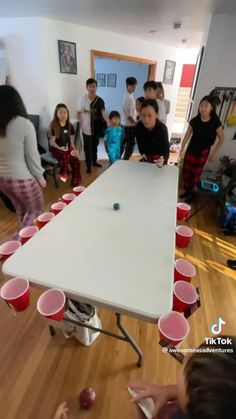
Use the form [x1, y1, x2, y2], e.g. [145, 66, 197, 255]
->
[70, 135, 76, 149]
[102, 109, 110, 126]
[69, 124, 76, 149]
[129, 381, 178, 418]
[126, 97, 136, 125]
[77, 96, 85, 121]
[208, 126, 224, 162]
[179, 124, 193, 159]
[161, 125, 170, 165]
[136, 125, 147, 159]
[24, 120, 46, 185]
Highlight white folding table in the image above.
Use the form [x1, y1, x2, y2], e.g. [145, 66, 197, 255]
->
[3, 161, 179, 367]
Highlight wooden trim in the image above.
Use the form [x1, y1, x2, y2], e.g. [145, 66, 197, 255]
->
[90, 50, 157, 79]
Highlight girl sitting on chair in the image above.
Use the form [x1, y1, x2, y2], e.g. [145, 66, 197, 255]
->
[49, 103, 81, 186]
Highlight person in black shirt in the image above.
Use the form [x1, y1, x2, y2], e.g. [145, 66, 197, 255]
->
[49, 103, 81, 186]
[77, 78, 108, 173]
[136, 99, 169, 167]
[179, 95, 224, 202]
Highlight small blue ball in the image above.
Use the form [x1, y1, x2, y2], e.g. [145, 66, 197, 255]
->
[113, 203, 120, 211]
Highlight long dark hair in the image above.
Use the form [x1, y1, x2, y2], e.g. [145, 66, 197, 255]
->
[197, 95, 217, 118]
[49, 103, 70, 138]
[0, 85, 27, 135]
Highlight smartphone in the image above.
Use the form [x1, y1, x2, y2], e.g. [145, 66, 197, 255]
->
[128, 387, 155, 419]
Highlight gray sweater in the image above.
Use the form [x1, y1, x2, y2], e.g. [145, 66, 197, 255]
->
[0, 116, 44, 180]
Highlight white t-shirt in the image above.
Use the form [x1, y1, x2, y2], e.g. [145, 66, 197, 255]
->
[122, 91, 136, 127]
[77, 94, 92, 135]
[157, 99, 167, 125]
[0, 57, 10, 85]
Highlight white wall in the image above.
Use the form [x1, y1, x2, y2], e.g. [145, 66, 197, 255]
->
[0, 17, 51, 146]
[0, 16, 198, 141]
[191, 14, 236, 167]
[95, 57, 149, 114]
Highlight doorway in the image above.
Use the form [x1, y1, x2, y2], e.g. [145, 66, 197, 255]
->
[90, 50, 157, 159]
[172, 64, 196, 136]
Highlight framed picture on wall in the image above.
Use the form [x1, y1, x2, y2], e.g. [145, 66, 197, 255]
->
[58, 40, 77, 74]
[107, 73, 117, 88]
[163, 60, 176, 84]
[96, 73, 106, 87]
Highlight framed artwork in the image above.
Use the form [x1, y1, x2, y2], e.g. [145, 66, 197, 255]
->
[96, 73, 106, 87]
[58, 40, 77, 74]
[163, 60, 176, 84]
[107, 73, 117, 88]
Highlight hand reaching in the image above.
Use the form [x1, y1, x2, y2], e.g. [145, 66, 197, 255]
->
[53, 402, 68, 419]
[129, 381, 178, 418]
[154, 156, 164, 168]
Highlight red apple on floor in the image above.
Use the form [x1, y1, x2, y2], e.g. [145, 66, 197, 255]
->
[79, 388, 96, 409]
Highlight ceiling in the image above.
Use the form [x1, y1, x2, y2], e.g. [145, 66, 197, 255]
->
[0, 0, 236, 48]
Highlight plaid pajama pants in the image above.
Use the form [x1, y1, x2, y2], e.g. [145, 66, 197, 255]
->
[121, 126, 136, 160]
[183, 149, 209, 193]
[51, 148, 81, 186]
[0, 177, 43, 236]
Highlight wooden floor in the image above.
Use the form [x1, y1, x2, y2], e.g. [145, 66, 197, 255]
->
[0, 161, 236, 419]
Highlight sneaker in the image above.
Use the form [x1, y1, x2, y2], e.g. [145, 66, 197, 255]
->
[93, 162, 102, 168]
[227, 260, 236, 270]
[59, 175, 68, 183]
[185, 194, 195, 204]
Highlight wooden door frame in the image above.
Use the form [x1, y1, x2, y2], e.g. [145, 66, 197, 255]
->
[90, 50, 157, 80]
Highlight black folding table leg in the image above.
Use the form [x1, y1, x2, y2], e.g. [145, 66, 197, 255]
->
[116, 313, 143, 367]
[49, 325, 56, 336]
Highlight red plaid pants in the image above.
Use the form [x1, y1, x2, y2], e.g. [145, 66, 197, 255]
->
[0, 177, 43, 236]
[51, 148, 81, 186]
[183, 149, 209, 192]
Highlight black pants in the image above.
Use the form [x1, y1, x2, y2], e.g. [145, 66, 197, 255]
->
[83, 134, 99, 169]
[121, 126, 136, 160]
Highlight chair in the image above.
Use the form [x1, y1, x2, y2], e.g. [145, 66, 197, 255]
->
[28, 114, 59, 188]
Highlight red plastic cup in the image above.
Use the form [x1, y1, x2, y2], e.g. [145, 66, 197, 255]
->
[37, 289, 66, 321]
[177, 203, 191, 222]
[158, 311, 190, 345]
[0, 240, 21, 262]
[73, 186, 86, 196]
[19, 225, 39, 244]
[0, 277, 30, 311]
[37, 212, 55, 229]
[174, 259, 196, 283]
[51, 202, 66, 215]
[173, 281, 198, 312]
[61, 193, 76, 205]
[176, 226, 193, 248]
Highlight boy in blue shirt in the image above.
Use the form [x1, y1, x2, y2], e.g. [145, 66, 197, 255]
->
[104, 111, 123, 164]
